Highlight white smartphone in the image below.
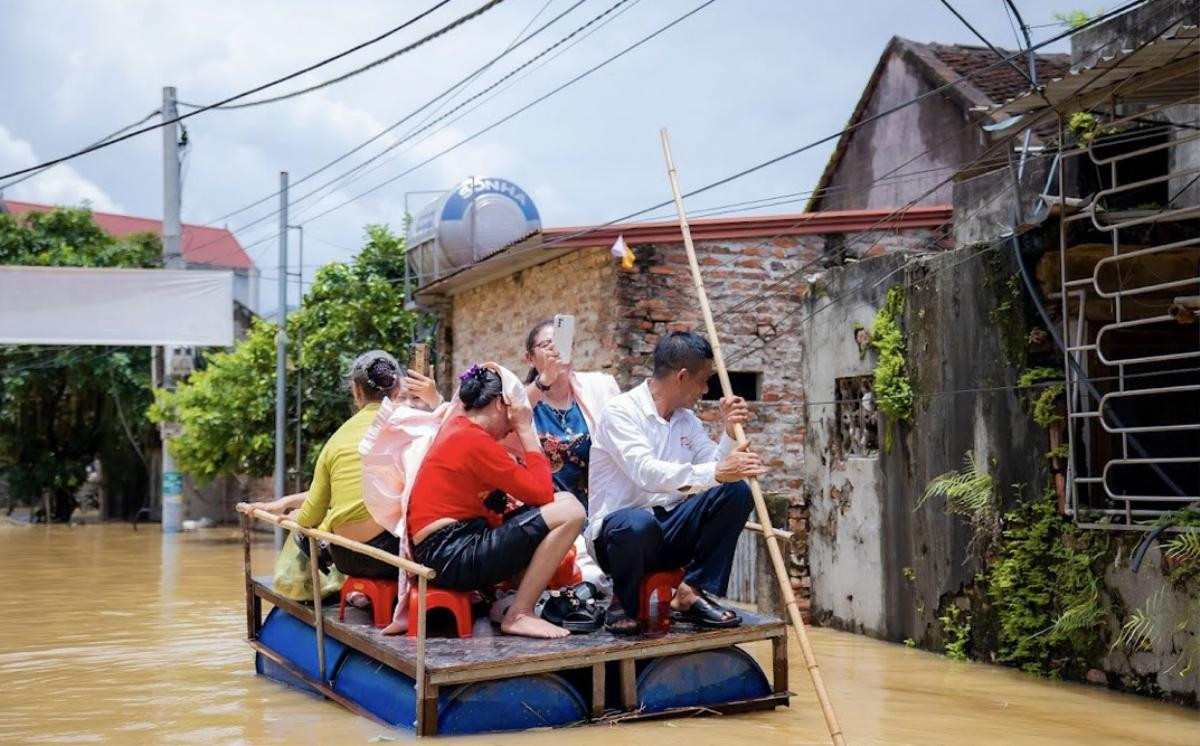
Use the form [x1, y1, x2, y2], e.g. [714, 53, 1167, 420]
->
[552, 314, 576, 366]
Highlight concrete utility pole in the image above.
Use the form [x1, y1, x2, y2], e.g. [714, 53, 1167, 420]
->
[160, 86, 184, 533]
[275, 173, 289, 535]
[288, 224, 304, 494]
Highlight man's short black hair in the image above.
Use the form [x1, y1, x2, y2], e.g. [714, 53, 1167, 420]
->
[652, 331, 713, 378]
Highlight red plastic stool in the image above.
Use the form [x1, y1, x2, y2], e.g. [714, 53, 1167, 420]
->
[495, 546, 582, 592]
[407, 586, 474, 639]
[338, 577, 398, 628]
[638, 568, 684, 621]
[548, 545, 583, 589]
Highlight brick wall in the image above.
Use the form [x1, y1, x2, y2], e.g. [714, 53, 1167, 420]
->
[441, 248, 621, 387]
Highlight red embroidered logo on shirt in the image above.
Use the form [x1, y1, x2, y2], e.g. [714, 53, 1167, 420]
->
[680, 435, 691, 449]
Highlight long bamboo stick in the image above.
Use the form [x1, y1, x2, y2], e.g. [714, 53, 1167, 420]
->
[307, 535, 328, 682]
[659, 129, 846, 746]
[236, 503, 436, 579]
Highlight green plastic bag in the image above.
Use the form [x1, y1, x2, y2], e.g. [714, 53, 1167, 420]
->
[272, 532, 345, 601]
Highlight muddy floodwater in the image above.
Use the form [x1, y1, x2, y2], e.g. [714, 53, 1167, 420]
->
[1, 523, 1197, 745]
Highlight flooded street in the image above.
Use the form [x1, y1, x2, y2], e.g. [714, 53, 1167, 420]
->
[2, 523, 1197, 745]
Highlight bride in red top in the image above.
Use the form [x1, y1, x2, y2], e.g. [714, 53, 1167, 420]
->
[407, 364, 585, 639]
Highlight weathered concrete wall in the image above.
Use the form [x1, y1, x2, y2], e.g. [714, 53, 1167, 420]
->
[801, 249, 1045, 641]
[1101, 544, 1200, 702]
[817, 52, 982, 211]
[1071, 0, 1198, 66]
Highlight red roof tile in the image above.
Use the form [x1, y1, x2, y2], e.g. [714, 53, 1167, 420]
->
[925, 43, 1071, 106]
[1, 200, 254, 270]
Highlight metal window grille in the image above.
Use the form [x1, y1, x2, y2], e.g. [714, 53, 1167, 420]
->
[835, 375, 879, 458]
[1055, 100, 1200, 530]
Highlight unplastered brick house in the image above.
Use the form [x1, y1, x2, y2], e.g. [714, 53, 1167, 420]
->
[412, 207, 953, 601]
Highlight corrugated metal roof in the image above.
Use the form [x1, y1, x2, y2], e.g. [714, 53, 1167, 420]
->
[998, 22, 1199, 115]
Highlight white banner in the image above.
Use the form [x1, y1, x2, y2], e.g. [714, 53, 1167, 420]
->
[0, 266, 235, 346]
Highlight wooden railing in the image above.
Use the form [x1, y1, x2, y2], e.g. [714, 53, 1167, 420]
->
[236, 503, 437, 710]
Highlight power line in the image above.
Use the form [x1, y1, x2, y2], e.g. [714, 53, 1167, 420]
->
[0, 108, 161, 192]
[283, 0, 644, 225]
[191, 0, 590, 229]
[0, 1, 466, 181]
[184, 0, 508, 111]
[189, 0, 637, 257]
[176, 0, 1148, 273]
[315, 0, 1146, 267]
[721, 3, 1191, 369]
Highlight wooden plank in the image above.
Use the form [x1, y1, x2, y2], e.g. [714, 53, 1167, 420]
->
[619, 659, 637, 711]
[597, 692, 791, 724]
[248, 639, 392, 728]
[772, 635, 789, 694]
[590, 663, 606, 719]
[418, 684, 439, 738]
[429, 625, 786, 686]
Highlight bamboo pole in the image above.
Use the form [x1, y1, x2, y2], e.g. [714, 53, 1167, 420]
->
[236, 503, 435, 579]
[659, 129, 846, 746]
[307, 535, 328, 683]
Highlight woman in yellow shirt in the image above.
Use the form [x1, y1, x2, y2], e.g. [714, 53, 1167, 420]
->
[249, 349, 440, 579]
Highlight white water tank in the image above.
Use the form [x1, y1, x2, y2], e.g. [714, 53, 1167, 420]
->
[407, 177, 541, 284]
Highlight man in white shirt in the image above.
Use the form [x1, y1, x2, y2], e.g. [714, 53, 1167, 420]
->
[588, 331, 766, 634]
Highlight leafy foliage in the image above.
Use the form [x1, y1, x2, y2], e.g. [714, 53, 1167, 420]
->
[987, 489, 1109, 678]
[868, 286, 912, 450]
[1054, 10, 1094, 29]
[1164, 532, 1200, 566]
[922, 450, 998, 522]
[1032, 384, 1065, 428]
[0, 208, 160, 520]
[1016, 367, 1063, 388]
[939, 601, 972, 661]
[1114, 585, 1169, 653]
[150, 225, 416, 484]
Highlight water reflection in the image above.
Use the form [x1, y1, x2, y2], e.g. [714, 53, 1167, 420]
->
[0, 524, 1196, 745]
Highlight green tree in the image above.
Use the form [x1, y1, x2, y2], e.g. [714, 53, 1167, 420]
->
[151, 225, 416, 485]
[0, 208, 161, 521]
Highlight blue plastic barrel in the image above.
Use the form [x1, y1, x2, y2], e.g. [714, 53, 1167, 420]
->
[635, 647, 771, 713]
[255, 606, 350, 692]
[331, 650, 587, 734]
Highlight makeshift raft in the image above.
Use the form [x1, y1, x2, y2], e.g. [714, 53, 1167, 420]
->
[239, 507, 790, 736]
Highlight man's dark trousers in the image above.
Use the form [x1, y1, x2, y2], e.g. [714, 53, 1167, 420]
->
[595, 480, 754, 618]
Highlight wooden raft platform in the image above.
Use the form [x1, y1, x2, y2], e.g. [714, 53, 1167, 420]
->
[249, 577, 791, 733]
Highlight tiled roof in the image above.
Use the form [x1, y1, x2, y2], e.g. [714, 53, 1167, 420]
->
[0, 200, 254, 269]
[923, 42, 1071, 106]
[807, 36, 1069, 211]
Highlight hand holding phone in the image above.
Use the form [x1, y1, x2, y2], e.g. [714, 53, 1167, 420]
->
[552, 314, 576, 366]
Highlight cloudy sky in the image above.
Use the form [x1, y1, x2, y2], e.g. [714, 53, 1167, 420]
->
[0, 0, 1081, 314]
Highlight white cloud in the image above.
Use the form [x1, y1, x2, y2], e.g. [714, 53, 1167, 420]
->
[0, 125, 122, 212]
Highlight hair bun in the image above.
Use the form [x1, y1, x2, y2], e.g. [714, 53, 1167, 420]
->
[458, 365, 502, 411]
[366, 358, 397, 390]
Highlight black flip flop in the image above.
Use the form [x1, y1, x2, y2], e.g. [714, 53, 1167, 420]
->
[603, 606, 640, 635]
[561, 598, 603, 634]
[671, 591, 742, 629]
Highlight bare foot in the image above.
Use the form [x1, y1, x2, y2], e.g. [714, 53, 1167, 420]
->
[381, 618, 408, 636]
[670, 582, 699, 612]
[501, 610, 569, 639]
